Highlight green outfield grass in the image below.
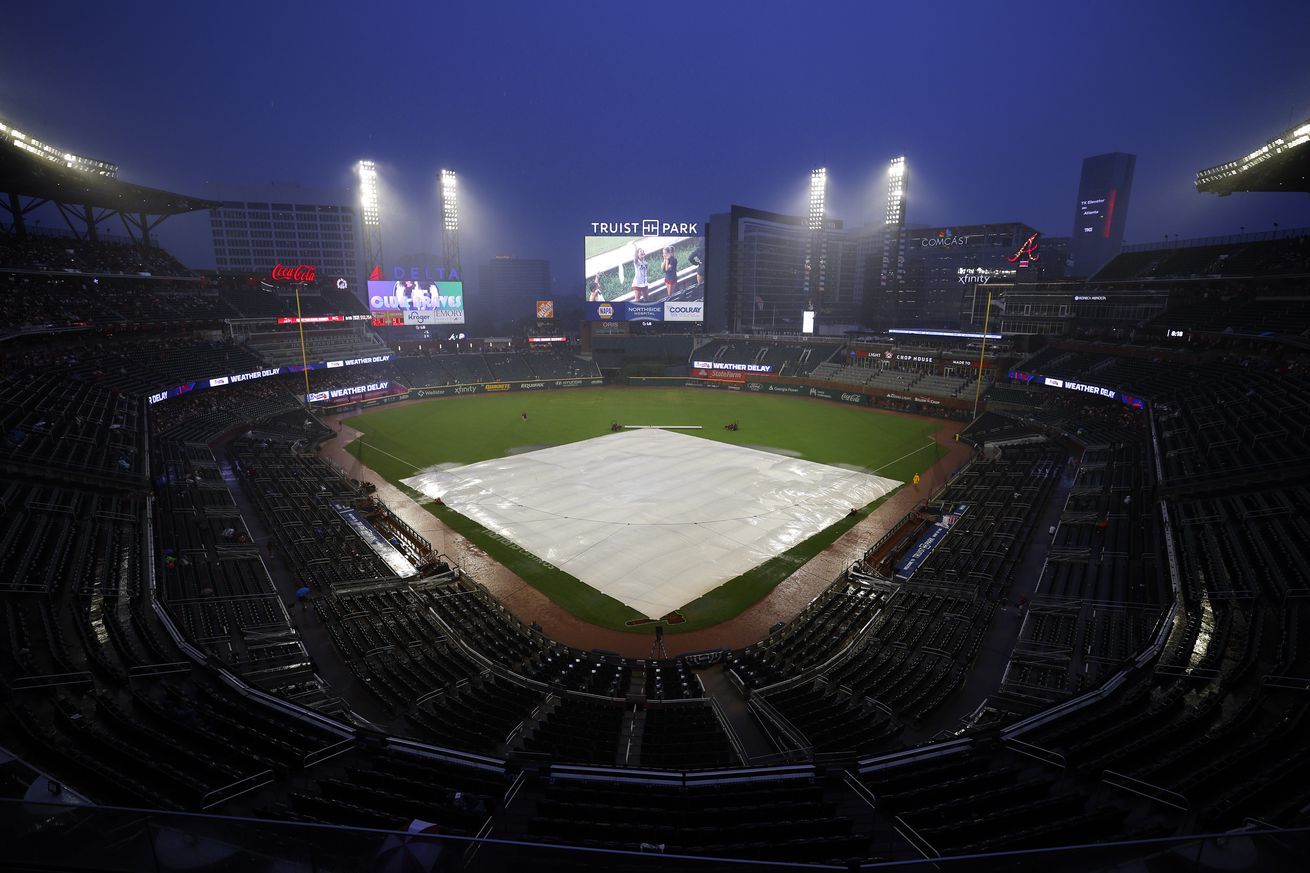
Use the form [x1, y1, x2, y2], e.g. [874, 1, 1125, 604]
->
[343, 387, 947, 633]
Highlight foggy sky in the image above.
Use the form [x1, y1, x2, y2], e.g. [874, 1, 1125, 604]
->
[5, 0, 1310, 298]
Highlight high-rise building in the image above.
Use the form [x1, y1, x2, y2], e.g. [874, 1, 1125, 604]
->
[208, 182, 360, 280]
[1069, 152, 1135, 277]
[711, 205, 856, 334]
[477, 256, 552, 335]
[863, 222, 1063, 330]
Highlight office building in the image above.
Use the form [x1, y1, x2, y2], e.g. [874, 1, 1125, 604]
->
[208, 182, 360, 280]
[477, 256, 552, 335]
[1069, 152, 1135, 277]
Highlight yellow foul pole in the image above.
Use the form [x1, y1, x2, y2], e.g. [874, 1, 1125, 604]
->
[972, 289, 992, 421]
[295, 284, 310, 395]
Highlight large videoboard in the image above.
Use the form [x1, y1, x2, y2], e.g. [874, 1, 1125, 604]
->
[584, 221, 703, 322]
[368, 279, 465, 325]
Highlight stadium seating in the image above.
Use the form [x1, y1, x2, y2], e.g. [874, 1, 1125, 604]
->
[7, 217, 1310, 873]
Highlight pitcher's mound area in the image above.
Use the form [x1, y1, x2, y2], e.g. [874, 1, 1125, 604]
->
[404, 428, 899, 619]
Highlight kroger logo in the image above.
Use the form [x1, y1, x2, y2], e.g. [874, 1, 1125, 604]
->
[748, 383, 763, 391]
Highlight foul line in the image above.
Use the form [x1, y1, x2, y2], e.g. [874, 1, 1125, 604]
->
[356, 441, 422, 473]
[873, 439, 939, 475]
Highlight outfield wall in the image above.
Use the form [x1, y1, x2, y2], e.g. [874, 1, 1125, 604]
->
[333, 372, 973, 419]
[627, 375, 976, 416]
[325, 376, 607, 411]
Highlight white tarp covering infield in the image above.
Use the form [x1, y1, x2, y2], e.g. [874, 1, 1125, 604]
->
[403, 429, 900, 619]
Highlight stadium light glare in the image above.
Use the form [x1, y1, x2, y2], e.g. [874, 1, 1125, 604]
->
[1197, 115, 1310, 193]
[440, 168, 459, 232]
[808, 167, 827, 232]
[0, 118, 118, 178]
[885, 156, 907, 225]
[357, 159, 380, 227]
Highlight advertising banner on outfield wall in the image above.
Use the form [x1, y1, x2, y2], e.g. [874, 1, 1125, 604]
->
[409, 378, 604, 399]
[805, 386, 867, 404]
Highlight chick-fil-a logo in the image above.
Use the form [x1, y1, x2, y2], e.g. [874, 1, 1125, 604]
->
[271, 263, 317, 282]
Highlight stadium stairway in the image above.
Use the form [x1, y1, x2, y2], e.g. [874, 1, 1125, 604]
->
[215, 454, 391, 727]
[906, 446, 1080, 739]
[698, 664, 778, 762]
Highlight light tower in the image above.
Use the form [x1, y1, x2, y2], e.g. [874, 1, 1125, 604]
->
[877, 156, 908, 329]
[357, 159, 382, 279]
[805, 167, 828, 310]
[440, 168, 460, 277]
[885, 155, 907, 226]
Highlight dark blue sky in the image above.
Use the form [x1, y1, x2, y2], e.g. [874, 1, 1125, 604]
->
[6, 0, 1310, 294]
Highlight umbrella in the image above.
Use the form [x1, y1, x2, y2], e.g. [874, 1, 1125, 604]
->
[294, 587, 312, 599]
[374, 820, 445, 873]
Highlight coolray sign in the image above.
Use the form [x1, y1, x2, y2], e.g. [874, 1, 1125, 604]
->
[271, 263, 317, 282]
[589, 220, 700, 236]
[691, 360, 775, 374]
[305, 381, 390, 403]
[664, 301, 703, 321]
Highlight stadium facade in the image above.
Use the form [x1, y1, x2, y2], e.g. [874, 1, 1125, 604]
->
[207, 181, 361, 280]
[866, 222, 1069, 331]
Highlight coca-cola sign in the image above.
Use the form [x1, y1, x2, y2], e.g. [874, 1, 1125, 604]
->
[271, 263, 318, 282]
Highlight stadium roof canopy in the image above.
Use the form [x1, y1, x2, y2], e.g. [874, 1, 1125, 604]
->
[1196, 116, 1310, 195]
[0, 118, 217, 243]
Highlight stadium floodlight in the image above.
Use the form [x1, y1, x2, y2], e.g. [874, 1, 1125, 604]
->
[357, 160, 380, 227]
[1196, 114, 1310, 194]
[885, 156, 907, 226]
[356, 159, 383, 282]
[439, 168, 461, 272]
[0, 119, 118, 178]
[807, 167, 827, 232]
[440, 169, 459, 232]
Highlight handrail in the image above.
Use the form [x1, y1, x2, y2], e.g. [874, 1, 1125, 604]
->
[200, 768, 274, 810]
[705, 696, 750, 767]
[1102, 769, 1189, 811]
